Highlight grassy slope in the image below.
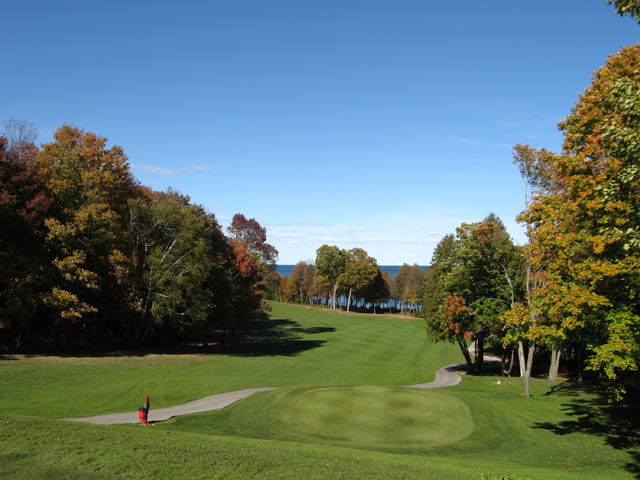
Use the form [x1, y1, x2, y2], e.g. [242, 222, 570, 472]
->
[0, 414, 492, 480]
[0, 303, 458, 418]
[0, 302, 637, 479]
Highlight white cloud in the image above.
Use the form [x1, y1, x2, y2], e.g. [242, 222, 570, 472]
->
[265, 206, 476, 265]
[212, 205, 527, 265]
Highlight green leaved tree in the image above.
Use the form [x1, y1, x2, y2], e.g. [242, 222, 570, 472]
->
[315, 245, 347, 310]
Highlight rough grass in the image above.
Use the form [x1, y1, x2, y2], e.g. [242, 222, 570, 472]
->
[1, 302, 638, 479]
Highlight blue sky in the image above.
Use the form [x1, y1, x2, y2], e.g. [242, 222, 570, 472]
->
[2, 1, 638, 264]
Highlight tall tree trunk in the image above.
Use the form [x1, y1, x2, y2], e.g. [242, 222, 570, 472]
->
[457, 337, 475, 374]
[518, 342, 526, 377]
[331, 283, 339, 310]
[522, 262, 538, 396]
[577, 346, 584, 382]
[524, 343, 536, 397]
[346, 288, 353, 312]
[502, 348, 515, 377]
[133, 301, 154, 347]
[549, 348, 561, 381]
[201, 319, 209, 349]
[475, 334, 485, 374]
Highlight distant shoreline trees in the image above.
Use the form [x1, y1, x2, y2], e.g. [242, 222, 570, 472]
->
[276, 250, 428, 315]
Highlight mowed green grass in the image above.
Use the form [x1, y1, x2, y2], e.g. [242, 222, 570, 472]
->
[154, 374, 636, 479]
[0, 303, 458, 418]
[0, 414, 485, 480]
[1, 302, 638, 479]
[267, 386, 473, 450]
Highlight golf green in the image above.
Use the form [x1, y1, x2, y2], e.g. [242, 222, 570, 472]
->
[266, 385, 473, 450]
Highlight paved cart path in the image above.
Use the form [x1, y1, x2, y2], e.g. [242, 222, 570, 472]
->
[65, 388, 276, 425]
[407, 343, 501, 389]
[405, 363, 466, 389]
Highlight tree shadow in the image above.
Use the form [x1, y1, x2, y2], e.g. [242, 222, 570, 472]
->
[533, 382, 640, 477]
[467, 359, 502, 376]
[0, 345, 211, 360]
[211, 315, 331, 357]
[0, 315, 333, 359]
[289, 326, 336, 335]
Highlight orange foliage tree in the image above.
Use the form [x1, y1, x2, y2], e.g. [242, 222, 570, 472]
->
[509, 45, 640, 400]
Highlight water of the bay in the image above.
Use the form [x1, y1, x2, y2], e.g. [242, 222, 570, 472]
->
[276, 265, 429, 278]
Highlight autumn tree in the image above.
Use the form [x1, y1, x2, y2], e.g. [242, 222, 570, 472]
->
[424, 216, 521, 373]
[279, 275, 289, 302]
[0, 121, 277, 350]
[394, 264, 409, 311]
[315, 245, 347, 310]
[284, 261, 308, 303]
[0, 126, 51, 347]
[227, 213, 278, 312]
[453, 214, 523, 373]
[261, 267, 282, 302]
[303, 264, 317, 304]
[283, 261, 318, 305]
[510, 45, 640, 400]
[606, 0, 640, 23]
[227, 213, 278, 268]
[36, 125, 137, 345]
[423, 234, 476, 371]
[395, 264, 427, 313]
[228, 240, 263, 329]
[339, 248, 379, 312]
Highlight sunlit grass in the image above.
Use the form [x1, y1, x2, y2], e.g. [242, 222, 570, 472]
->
[0, 302, 637, 479]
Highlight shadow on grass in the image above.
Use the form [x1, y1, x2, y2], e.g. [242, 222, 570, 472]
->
[211, 314, 333, 357]
[0, 345, 212, 360]
[1, 314, 334, 360]
[534, 382, 640, 477]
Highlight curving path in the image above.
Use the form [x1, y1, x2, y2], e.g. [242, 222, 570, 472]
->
[405, 363, 465, 389]
[64, 388, 276, 425]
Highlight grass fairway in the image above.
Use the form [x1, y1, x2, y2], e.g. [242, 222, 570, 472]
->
[0, 303, 459, 418]
[1, 302, 638, 479]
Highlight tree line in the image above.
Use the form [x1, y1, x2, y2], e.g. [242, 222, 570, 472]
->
[0, 122, 278, 350]
[424, 43, 640, 400]
[274, 247, 426, 315]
